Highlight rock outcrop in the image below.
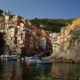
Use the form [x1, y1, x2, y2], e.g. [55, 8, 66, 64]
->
[49, 18, 80, 63]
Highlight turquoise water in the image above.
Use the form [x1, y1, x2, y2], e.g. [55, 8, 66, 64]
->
[0, 60, 80, 80]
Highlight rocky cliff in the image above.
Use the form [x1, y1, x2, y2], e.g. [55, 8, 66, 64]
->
[48, 18, 80, 63]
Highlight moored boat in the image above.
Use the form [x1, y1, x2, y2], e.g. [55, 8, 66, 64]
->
[37, 60, 53, 64]
[7, 55, 18, 61]
[24, 56, 53, 64]
[25, 56, 39, 63]
[0, 54, 18, 61]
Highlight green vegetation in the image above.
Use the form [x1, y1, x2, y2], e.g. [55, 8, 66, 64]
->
[30, 18, 73, 32]
[35, 75, 53, 80]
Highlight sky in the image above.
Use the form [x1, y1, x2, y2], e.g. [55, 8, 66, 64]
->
[0, 0, 80, 19]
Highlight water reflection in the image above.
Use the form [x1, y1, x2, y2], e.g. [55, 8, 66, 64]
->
[50, 63, 80, 80]
[21, 62, 52, 80]
[0, 60, 80, 80]
[0, 61, 22, 80]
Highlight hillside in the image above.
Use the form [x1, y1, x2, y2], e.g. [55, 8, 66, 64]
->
[45, 18, 80, 63]
[0, 9, 79, 59]
[0, 9, 73, 33]
[30, 18, 73, 32]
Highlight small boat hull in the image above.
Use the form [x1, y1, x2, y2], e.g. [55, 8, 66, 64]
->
[23, 57, 53, 64]
[7, 57, 17, 61]
[37, 60, 53, 64]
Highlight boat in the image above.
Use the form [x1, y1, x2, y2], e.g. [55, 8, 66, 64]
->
[26, 56, 39, 63]
[25, 56, 53, 64]
[7, 55, 18, 61]
[37, 60, 53, 64]
[0, 54, 19, 61]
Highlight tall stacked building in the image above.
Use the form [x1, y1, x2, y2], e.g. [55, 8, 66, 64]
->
[0, 10, 52, 56]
